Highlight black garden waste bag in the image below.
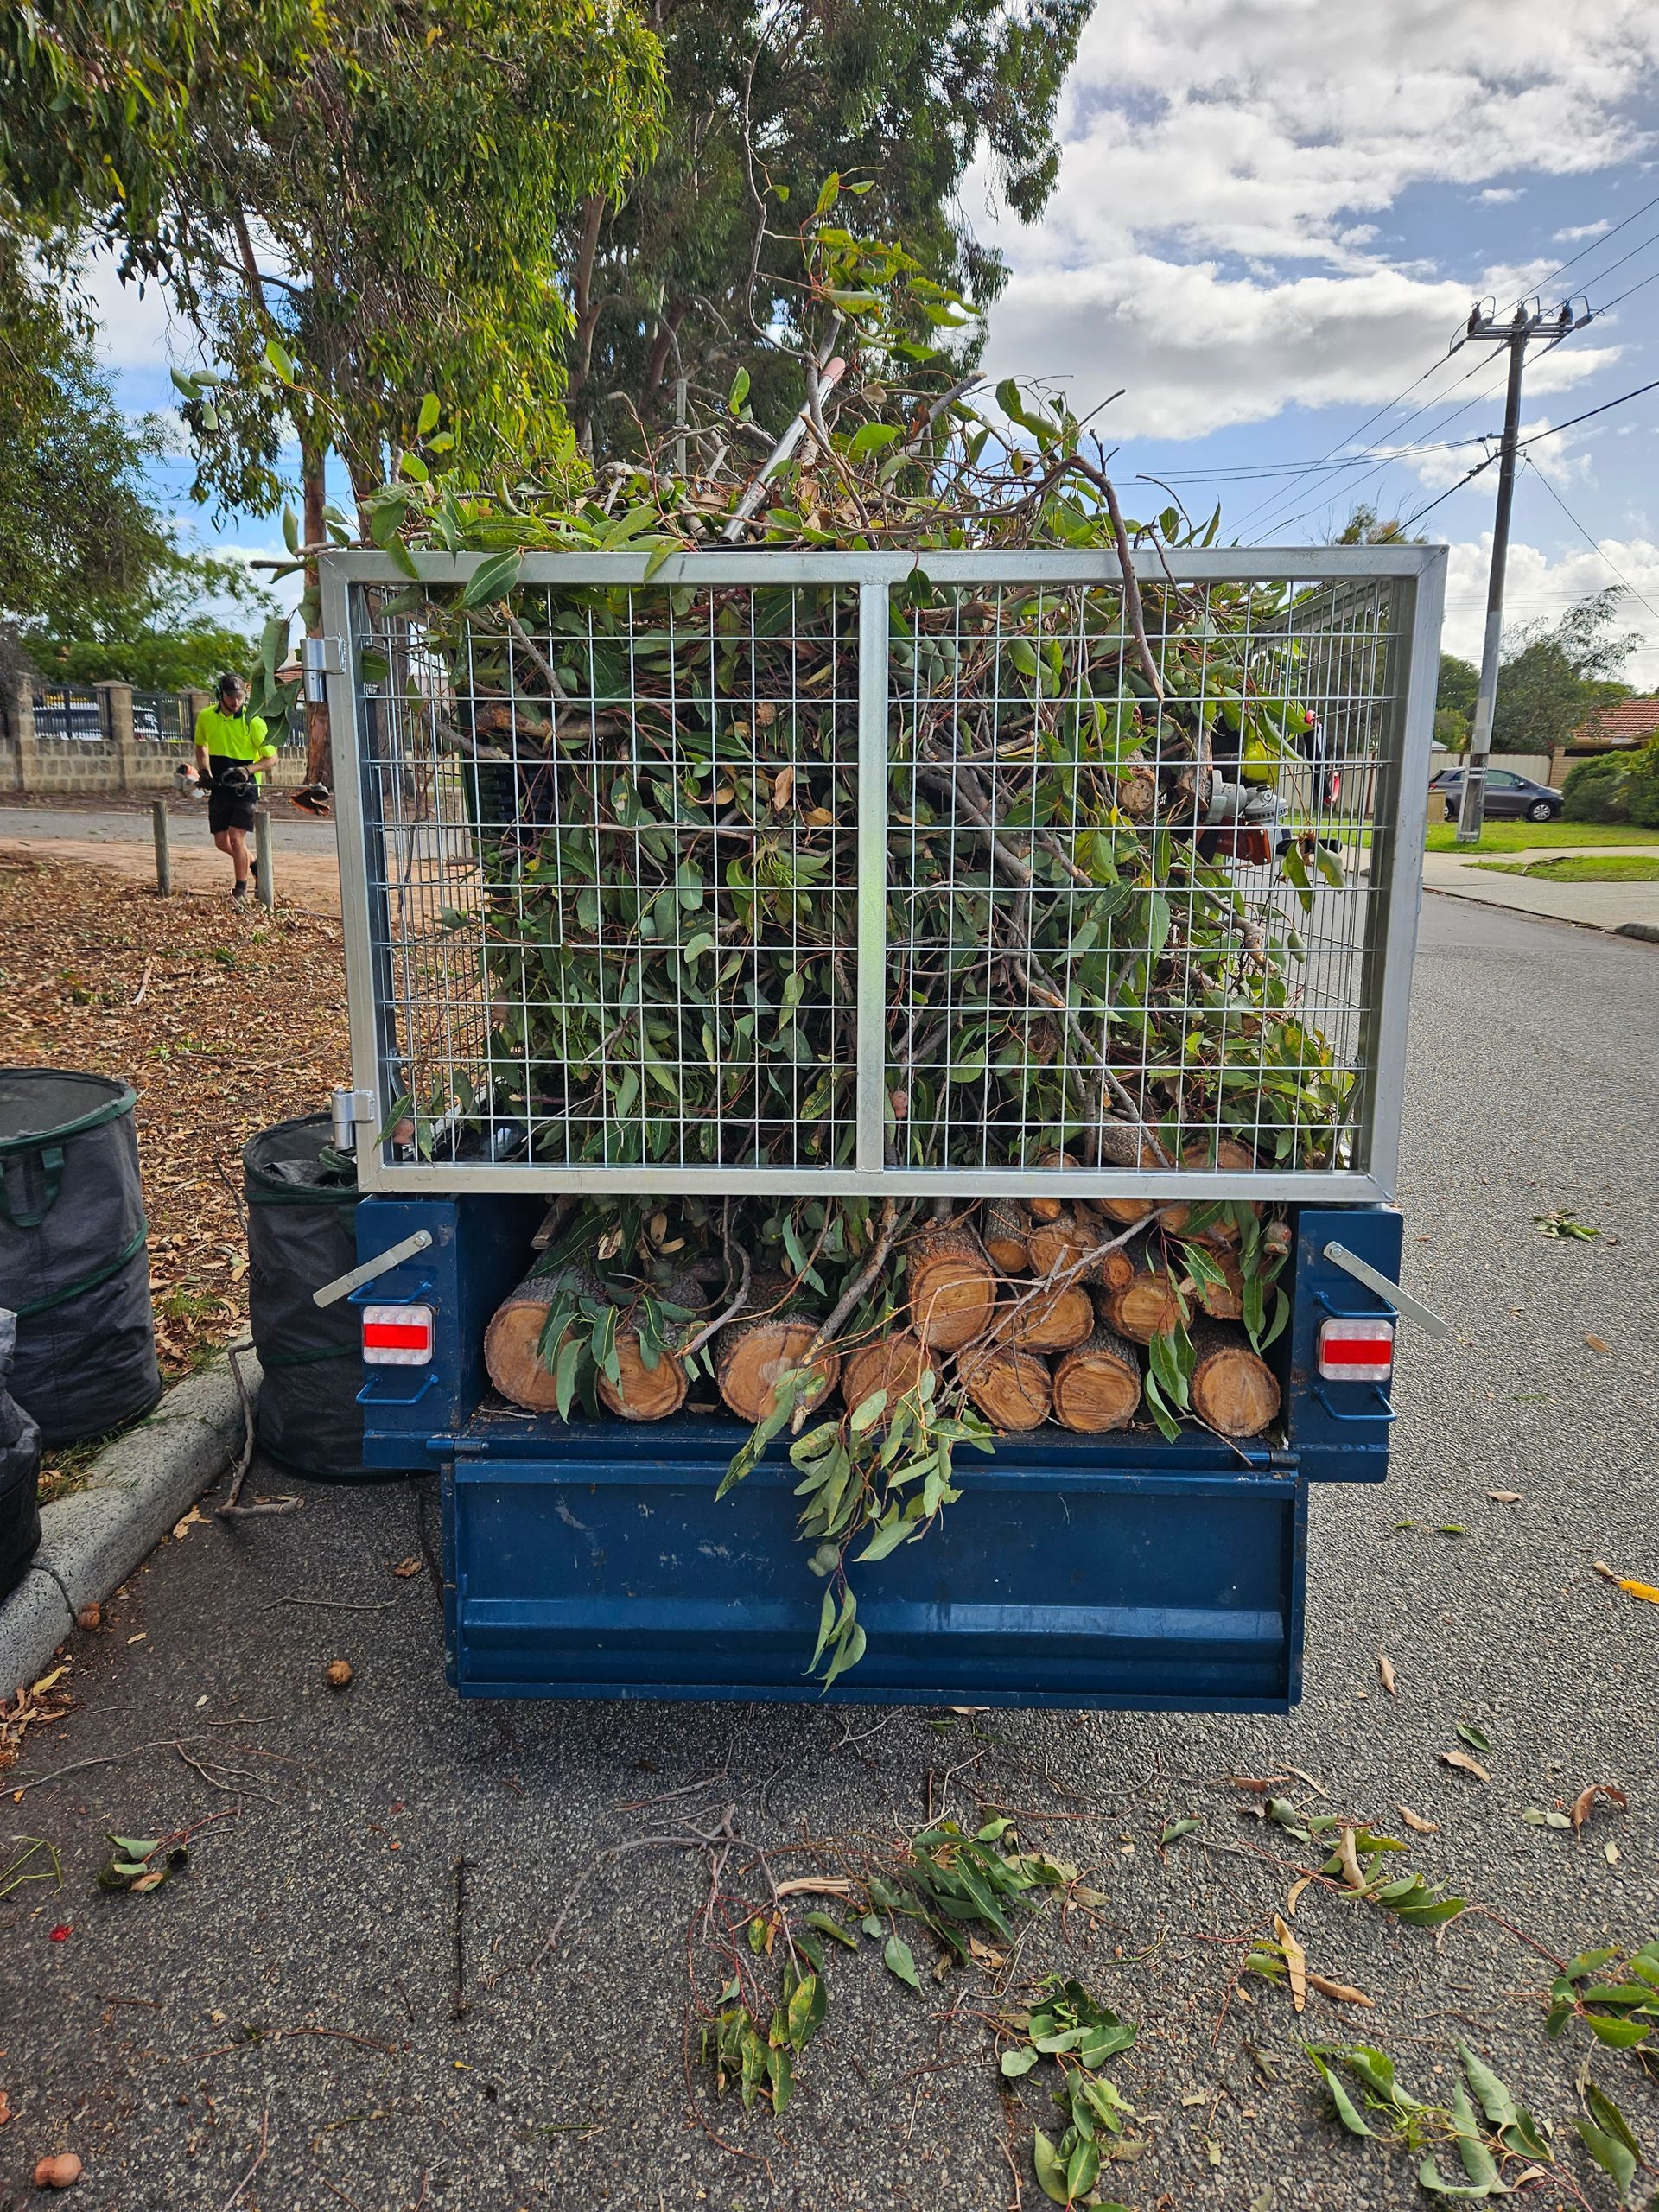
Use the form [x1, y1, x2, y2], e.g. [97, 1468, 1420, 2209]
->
[0, 1070, 161, 1448]
[0, 1308, 43, 1600]
[245, 1116, 371, 1480]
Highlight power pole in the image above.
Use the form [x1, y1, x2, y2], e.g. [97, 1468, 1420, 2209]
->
[1455, 297, 1591, 844]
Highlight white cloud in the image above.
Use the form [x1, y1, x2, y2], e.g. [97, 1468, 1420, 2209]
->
[981, 255, 1617, 442]
[1479, 188, 1524, 203]
[1441, 531, 1659, 681]
[975, 0, 1659, 449]
[1554, 219, 1613, 241]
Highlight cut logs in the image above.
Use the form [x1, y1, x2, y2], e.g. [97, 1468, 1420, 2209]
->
[1179, 1137, 1260, 1244]
[1100, 1243, 1187, 1345]
[1052, 1324, 1142, 1433]
[906, 1219, 998, 1351]
[982, 1200, 1034, 1275]
[1188, 1321, 1281, 1438]
[715, 1281, 842, 1423]
[483, 1268, 594, 1412]
[959, 1342, 1052, 1432]
[841, 1332, 940, 1420]
[1090, 1121, 1183, 1230]
[995, 1279, 1094, 1354]
[597, 1332, 689, 1422]
[1026, 1208, 1098, 1283]
[1188, 1249, 1246, 1322]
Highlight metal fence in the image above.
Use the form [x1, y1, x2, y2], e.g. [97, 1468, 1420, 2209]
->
[323, 546, 1444, 1203]
[29, 683, 111, 756]
[131, 691, 188, 748]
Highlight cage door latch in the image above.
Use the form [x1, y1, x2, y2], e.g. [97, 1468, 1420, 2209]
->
[1322, 1242, 1451, 1339]
[314, 1229, 434, 1310]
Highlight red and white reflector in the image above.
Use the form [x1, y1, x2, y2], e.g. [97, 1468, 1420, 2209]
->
[1318, 1316, 1394, 1382]
[362, 1303, 435, 1366]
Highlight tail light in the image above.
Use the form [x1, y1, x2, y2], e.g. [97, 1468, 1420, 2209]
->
[1318, 1316, 1393, 1382]
[362, 1304, 435, 1365]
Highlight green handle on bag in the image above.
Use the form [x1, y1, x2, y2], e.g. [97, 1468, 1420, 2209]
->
[0, 1143, 64, 1227]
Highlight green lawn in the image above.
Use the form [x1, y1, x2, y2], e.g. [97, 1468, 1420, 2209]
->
[1470, 853, 1659, 883]
[1424, 821, 1659, 853]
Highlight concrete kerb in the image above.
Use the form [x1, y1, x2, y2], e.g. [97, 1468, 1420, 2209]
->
[0, 1345, 260, 1697]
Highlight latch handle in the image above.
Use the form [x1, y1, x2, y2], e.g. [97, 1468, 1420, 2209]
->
[1322, 1241, 1451, 1340]
[314, 1229, 433, 1310]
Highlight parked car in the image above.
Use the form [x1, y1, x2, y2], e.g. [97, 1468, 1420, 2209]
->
[1428, 766, 1563, 823]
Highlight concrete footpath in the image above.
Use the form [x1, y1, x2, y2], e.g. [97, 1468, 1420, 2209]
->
[1421, 842, 1659, 938]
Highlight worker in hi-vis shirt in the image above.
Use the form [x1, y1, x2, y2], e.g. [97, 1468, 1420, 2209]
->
[191, 673, 278, 900]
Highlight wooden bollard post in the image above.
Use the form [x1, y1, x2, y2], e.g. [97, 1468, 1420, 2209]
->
[151, 798, 172, 896]
[254, 805, 275, 911]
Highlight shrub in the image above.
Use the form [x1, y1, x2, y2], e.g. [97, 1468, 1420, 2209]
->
[1624, 742, 1659, 830]
[1561, 756, 1630, 823]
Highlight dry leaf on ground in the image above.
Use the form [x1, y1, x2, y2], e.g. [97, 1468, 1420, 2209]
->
[1397, 1805, 1440, 1834]
[1286, 1872, 1314, 1916]
[1282, 1766, 1329, 1798]
[1335, 1827, 1367, 1891]
[1273, 1914, 1307, 2012]
[1377, 1652, 1397, 1695]
[1487, 1491, 1523, 1503]
[1306, 1972, 1376, 2006]
[391, 1558, 423, 1579]
[1442, 1750, 1491, 1783]
[1228, 1775, 1290, 1792]
[1570, 1783, 1628, 1830]
[1584, 1335, 1611, 1353]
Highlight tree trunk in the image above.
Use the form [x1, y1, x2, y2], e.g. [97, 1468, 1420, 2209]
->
[302, 444, 332, 791]
[981, 1200, 1033, 1275]
[994, 1279, 1094, 1353]
[840, 1332, 940, 1420]
[959, 1342, 1052, 1432]
[1189, 1320, 1281, 1438]
[907, 1220, 998, 1351]
[715, 1275, 840, 1423]
[597, 1332, 689, 1421]
[1100, 1239, 1186, 1344]
[1052, 1323, 1142, 1433]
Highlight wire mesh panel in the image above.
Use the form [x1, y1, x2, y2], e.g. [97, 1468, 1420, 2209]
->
[325, 548, 1442, 1200]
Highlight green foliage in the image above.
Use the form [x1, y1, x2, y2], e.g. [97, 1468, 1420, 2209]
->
[97, 1834, 188, 1893]
[561, 0, 1091, 459]
[0, 241, 174, 632]
[1438, 654, 1480, 721]
[1562, 755, 1631, 824]
[2, 1, 667, 517]
[1434, 707, 1470, 752]
[1624, 741, 1659, 830]
[1546, 1942, 1659, 2053]
[19, 542, 275, 690]
[1493, 590, 1638, 756]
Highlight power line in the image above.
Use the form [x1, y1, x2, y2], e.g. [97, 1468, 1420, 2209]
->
[1396, 367, 1659, 533]
[1590, 262, 1659, 317]
[1521, 452, 1659, 626]
[1507, 186, 1659, 303]
[1557, 224, 1659, 305]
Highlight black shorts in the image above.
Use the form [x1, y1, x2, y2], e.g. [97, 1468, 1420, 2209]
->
[207, 759, 258, 835]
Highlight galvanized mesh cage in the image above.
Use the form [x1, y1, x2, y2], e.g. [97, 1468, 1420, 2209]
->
[325, 547, 1443, 1201]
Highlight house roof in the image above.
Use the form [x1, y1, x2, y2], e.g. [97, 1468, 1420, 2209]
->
[1571, 698, 1659, 748]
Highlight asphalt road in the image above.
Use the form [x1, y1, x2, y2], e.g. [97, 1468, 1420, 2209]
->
[3, 900, 1656, 2212]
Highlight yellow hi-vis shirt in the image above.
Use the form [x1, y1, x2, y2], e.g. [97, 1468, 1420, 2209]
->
[194, 703, 276, 766]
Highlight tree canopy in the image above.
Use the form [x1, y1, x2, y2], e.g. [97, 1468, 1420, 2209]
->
[0, 242, 174, 635]
[560, 0, 1092, 459]
[1493, 589, 1636, 754]
[2, 0, 668, 518]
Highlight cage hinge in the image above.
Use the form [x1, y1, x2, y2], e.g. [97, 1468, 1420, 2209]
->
[329, 1086, 377, 1153]
[303, 633, 346, 701]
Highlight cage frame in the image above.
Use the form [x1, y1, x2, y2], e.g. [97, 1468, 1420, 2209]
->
[321, 543, 1445, 1203]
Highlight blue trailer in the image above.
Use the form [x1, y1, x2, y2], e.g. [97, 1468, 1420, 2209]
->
[312, 543, 1446, 1713]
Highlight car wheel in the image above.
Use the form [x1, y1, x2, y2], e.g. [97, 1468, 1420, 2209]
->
[1526, 799, 1554, 823]
[1445, 804, 1459, 823]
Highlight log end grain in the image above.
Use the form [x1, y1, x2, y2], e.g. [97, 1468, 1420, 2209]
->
[908, 1223, 998, 1351]
[1051, 1328, 1142, 1433]
[959, 1343, 1052, 1433]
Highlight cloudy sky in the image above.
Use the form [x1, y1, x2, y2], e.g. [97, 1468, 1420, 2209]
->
[92, 0, 1659, 680]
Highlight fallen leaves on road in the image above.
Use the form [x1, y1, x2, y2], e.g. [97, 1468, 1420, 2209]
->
[1397, 1805, 1440, 1834]
[0, 1665, 75, 1777]
[98, 1834, 188, 1894]
[1286, 1872, 1314, 1916]
[1272, 1915, 1307, 2012]
[1534, 1211, 1599, 1240]
[1593, 1561, 1659, 1604]
[1306, 1972, 1374, 2007]
[1376, 1652, 1396, 1695]
[171, 1506, 207, 1541]
[391, 1557, 423, 1579]
[1441, 1750, 1491, 1783]
[1456, 1722, 1492, 1754]
[1570, 1783, 1628, 1830]
[1488, 1490, 1523, 1503]
[1584, 1335, 1612, 1354]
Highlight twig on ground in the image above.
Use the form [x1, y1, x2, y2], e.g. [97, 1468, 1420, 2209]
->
[217, 1345, 302, 1517]
[531, 1807, 740, 1972]
[218, 2103, 270, 2212]
[256, 1594, 397, 1613]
